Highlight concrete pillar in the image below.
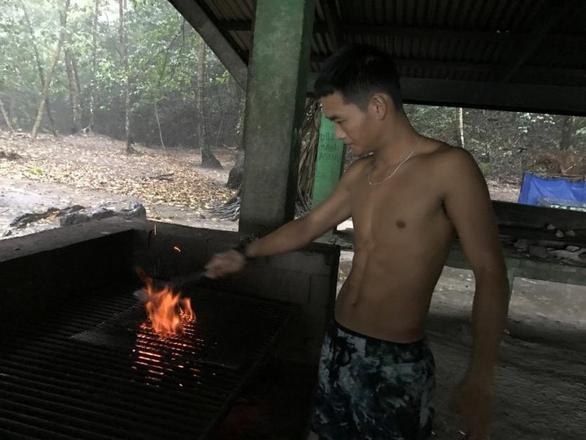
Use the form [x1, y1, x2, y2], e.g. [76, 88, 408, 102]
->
[239, 0, 316, 235]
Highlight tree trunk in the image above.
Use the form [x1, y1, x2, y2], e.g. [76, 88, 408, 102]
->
[559, 115, 575, 150]
[222, 98, 320, 218]
[226, 81, 245, 188]
[457, 107, 465, 149]
[197, 42, 222, 169]
[65, 49, 82, 133]
[227, 150, 245, 189]
[8, 96, 15, 128]
[0, 97, 14, 132]
[31, 0, 70, 140]
[20, 0, 58, 137]
[71, 54, 83, 122]
[154, 101, 165, 149]
[89, 0, 100, 132]
[119, 0, 134, 153]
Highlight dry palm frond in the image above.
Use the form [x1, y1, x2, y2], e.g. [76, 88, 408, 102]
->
[527, 150, 586, 179]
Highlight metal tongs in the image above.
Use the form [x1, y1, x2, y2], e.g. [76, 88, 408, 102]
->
[133, 269, 207, 303]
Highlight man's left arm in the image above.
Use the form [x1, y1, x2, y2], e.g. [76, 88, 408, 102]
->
[442, 148, 510, 438]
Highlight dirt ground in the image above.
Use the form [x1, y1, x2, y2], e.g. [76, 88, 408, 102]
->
[1, 132, 585, 439]
[0, 131, 238, 237]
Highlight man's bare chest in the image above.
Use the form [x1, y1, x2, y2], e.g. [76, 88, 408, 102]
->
[350, 178, 446, 235]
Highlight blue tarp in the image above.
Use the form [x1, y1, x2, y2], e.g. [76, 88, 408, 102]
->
[518, 172, 586, 211]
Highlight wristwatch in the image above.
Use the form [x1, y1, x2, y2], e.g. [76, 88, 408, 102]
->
[233, 234, 257, 260]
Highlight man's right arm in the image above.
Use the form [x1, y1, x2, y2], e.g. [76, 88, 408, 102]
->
[245, 165, 357, 258]
[205, 160, 362, 278]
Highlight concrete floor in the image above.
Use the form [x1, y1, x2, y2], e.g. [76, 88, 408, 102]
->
[333, 250, 586, 439]
[429, 266, 586, 440]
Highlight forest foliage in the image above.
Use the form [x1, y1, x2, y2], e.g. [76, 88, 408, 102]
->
[0, 0, 584, 180]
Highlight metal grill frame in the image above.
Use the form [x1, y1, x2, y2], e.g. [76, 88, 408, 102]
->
[0, 286, 293, 440]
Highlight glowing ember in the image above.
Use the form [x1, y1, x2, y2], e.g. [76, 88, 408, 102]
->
[137, 269, 195, 338]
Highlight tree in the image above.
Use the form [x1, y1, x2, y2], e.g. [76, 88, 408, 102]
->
[19, 0, 58, 136]
[65, 47, 82, 133]
[559, 116, 575, 150]
[31, 0, 71, 140]
[0, 97, 14, 131]
[118, 0, 134, 152]
[197, 42, 222, 168]
[2, 0, 244, 150]
[88, 0, 100, 132]
[457, 107, 465, 149]
[227, 86, 246, 189]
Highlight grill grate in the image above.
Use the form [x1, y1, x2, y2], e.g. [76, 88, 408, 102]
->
[0, 287, 293, 440]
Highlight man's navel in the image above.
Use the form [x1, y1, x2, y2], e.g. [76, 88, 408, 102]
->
[395, 220, 406, 229]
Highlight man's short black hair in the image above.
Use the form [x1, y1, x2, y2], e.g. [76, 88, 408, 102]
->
[314, 45, 403, 112]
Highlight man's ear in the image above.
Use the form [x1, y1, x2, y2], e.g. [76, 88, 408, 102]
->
[369, 93, 391, 120]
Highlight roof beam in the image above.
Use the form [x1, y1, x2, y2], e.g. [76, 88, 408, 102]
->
[394, 60, 585, 83]
[307, 73, 586, 115]
[309, 55, 586, 84]
[216, 19, 251, 32]
[217, 20, 586, 47]
[167, 0, 247, 88]
[399, 78, 586, 116]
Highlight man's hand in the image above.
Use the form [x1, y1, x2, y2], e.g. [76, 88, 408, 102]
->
[205, 250, 246, 279]
[451, 374, 495, 440]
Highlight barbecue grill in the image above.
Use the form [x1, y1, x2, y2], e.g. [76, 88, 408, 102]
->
[0, 218, 340, 439]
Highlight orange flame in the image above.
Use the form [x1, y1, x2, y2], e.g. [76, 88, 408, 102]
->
[137, 269, 196, 338]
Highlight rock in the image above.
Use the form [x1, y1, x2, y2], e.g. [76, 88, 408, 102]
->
[528, 245, 547, 259]
[9, 208, 60, 228]
[5, 205, 85, 234]
[514, 239, 529, 252]
[59, 201, 147, 226]
[555, 229, 565, 238]
[566, 229, 576, 237]
[0, 150, 22, 160]
[566, 245, 581, 252]
[549, 249, 586, 264]
[546, 223, 556, 231]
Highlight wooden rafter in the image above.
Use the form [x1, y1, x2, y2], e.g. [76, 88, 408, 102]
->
[168, 0, 248, 88]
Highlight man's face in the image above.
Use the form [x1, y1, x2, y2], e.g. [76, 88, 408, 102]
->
[320, 91, 378, 156]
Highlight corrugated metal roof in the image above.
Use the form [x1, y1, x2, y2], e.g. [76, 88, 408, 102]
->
[190, 0, 586, 89]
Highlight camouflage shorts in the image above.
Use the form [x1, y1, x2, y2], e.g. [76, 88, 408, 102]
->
[311, 321, 435, 440]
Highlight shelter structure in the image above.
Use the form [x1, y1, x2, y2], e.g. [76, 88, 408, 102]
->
[169, 0, 586, 285]
[0, 1, 584, 438]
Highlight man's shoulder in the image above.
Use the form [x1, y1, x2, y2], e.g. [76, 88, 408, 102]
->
[425, 143, 477, 174]
[340, 155, 372, 182]
[415, 143, 482, 196]
[425, 144, 488, 204]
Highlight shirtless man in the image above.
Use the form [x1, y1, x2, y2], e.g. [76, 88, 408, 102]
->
[205, 45, 509, 440]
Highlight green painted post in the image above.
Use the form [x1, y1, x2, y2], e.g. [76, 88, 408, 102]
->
[239, 0, 316, 235]
[312, 115, 346, 207]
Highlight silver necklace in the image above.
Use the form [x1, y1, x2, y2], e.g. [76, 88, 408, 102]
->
[368, 150, 415, 186]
